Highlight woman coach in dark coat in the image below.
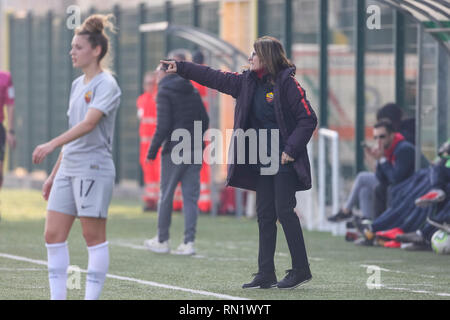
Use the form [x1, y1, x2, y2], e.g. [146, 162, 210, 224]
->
[161, 36, 317, 289]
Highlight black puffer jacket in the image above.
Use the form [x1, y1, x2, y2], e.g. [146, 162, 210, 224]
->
[147, 74, 209, 160]
[176, 61, 317, 191]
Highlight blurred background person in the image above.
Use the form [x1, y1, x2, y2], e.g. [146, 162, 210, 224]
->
[0, 70, 16, 190]
[0, 70, 16, 222]
[136, 71, 159, 212]
[164, 48, 193, 212]
[144, 59, 209, 256]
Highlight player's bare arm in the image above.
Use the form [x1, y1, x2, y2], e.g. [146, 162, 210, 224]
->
[32, 108, 104, 164]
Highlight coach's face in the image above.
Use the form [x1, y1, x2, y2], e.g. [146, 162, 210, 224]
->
[248, 50, 262, 72]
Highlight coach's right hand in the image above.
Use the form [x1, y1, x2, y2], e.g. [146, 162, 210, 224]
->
[160, 60, 177, 73]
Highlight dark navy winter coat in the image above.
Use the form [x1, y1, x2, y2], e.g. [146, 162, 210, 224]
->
[176, 61, 317, 191]
[147, 73, 209, 160]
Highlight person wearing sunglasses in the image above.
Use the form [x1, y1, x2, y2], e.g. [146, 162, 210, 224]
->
[352, 120, 429, 246]
[329, 119, 422, 226]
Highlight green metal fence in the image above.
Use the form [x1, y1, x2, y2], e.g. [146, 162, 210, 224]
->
[8, 1, 220, 184]
[7, 0, 450, 190]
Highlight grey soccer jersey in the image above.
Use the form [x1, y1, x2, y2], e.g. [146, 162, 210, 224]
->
[60, 72, 121, 177]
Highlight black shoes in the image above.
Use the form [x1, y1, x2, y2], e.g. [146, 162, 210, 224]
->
[277, 268, 312, 290]
[353, 216, 375, 242]
[328, 209, 353, 222]
[243, 269, 313, 289]
[242, 272, 277, 289]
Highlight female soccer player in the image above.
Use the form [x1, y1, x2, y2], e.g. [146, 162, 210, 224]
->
[32, 14, 121, 300]
[161, 36, 317, 289]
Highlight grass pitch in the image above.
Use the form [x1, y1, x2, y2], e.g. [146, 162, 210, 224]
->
[0, 189, 449, 300]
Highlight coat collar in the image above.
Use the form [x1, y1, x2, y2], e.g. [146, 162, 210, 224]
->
[249, 66, 296, 83]
[276, 66, 296, 82]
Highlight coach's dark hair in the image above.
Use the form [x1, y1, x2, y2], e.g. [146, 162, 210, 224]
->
[253, 36, 294, 83]
[374, 119, 395, 134]
[75, 14, 115, 70]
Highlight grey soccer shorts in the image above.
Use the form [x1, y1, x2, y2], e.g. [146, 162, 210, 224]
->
[47, 173, 114, 219]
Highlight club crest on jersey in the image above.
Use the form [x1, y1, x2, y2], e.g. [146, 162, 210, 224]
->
[266, 92, 274, 103]
[85, 91, 93, 103]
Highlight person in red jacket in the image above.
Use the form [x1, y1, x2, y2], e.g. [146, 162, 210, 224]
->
[0, 70, 16, 189]
[137, 71, 159, 211]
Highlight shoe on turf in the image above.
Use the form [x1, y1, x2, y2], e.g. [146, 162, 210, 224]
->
[328, 209, 353, 222]
[354, 237, 374, 246]
[345, 230, 360, 242]
[415, 189, 446, 208]
[375, 227, 404, 241]
[395, 230, 425, 244]
[144, 236, 170, 253]
[426, 217, 450, 234]
[353, 216, 374, 241]
[375, 238, 386, 247]
[277, 268, 312, 290]
[242, 272, 277, 289]
[172, 242, 196, 255]
[383, 240, 401, 248]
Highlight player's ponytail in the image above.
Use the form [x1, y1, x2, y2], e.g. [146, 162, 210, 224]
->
[75, 14, 115, 72]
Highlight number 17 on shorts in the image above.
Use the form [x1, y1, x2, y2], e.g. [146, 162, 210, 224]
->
[74, 176, 114, 219]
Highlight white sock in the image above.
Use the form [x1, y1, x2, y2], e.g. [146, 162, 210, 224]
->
[85, 241, 109, 300]
[46, 241, 69, 300]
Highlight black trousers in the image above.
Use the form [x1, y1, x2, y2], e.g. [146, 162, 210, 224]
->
[255, 168, 309, 274]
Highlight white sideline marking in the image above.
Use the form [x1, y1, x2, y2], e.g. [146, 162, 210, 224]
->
[110, 241, 249, 261]
[360, 264, 436, 279]
[111, 240, 325, 262]
[0, 267, 46, 271]
[360, 264, 450, 297]
[0, 253, 249, 300]
[381, 285, 450, 297]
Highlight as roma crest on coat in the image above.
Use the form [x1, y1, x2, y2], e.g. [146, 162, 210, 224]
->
[266, 92, 274, 103]
[85, 90, 93, 103]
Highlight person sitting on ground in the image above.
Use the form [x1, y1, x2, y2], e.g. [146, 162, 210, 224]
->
[354, 139, 449, 249]
[353, 168, 433, 248]
[400, 138, 450, 245]
[395, 198, 450, 250]
[373, 139, 450, 250]
[415, 138, 450, 208]
[395, 168, 450, 250]
[329, 120, 418, 223]
[352, 129, 433, 246]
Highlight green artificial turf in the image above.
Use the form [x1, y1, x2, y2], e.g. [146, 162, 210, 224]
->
[0, 189, 449, 300]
